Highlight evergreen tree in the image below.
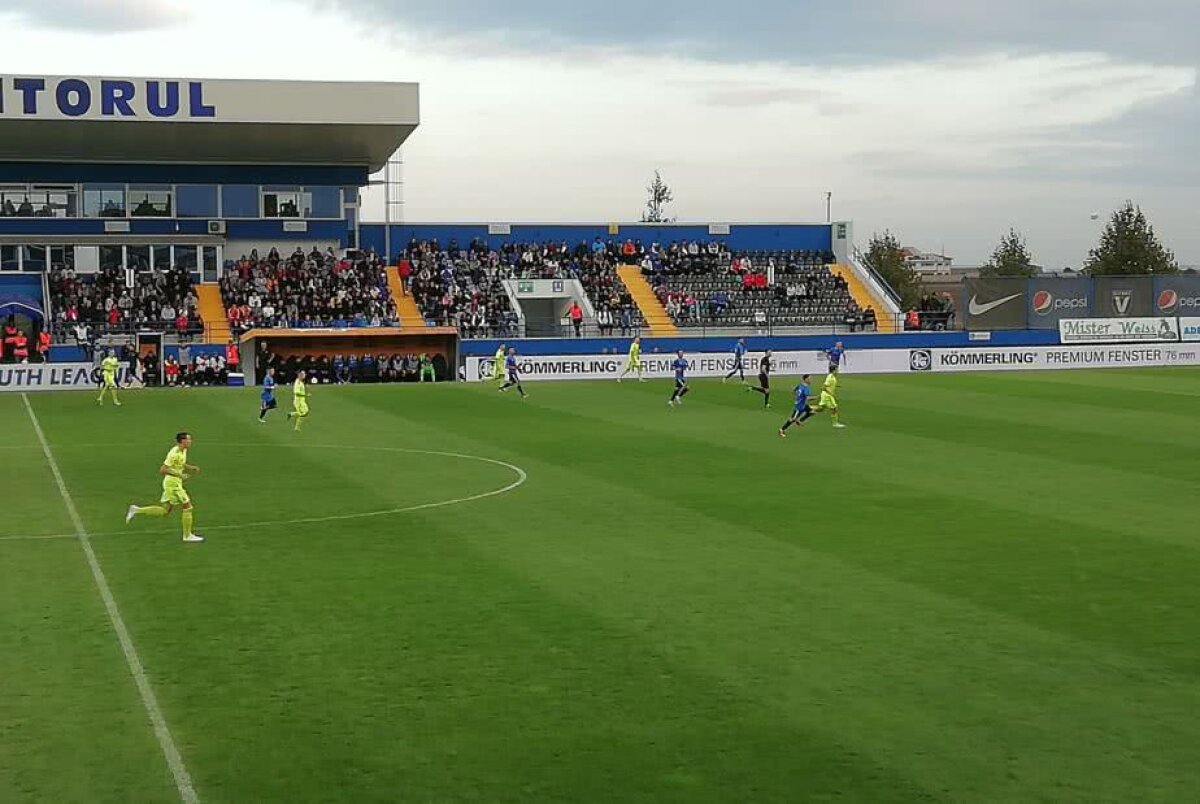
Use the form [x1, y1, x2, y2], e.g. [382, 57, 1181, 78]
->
[1083, 202, 1178, 276]
[980, 228, 1037, 277]
[641, 171, 675, 223]
[864, 231, 921, 309]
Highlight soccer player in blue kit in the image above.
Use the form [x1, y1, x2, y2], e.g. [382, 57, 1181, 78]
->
[778, 374, 816, 437]
[723, 338, 747, 383]
[258, 367, 278, 423]
[825, 341, 846, 373]
[668, 350, 690, 407]
[498, 347, 528, 399]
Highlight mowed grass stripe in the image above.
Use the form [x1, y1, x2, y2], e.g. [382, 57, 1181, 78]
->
[371, 381, 1200, 674]
[344, 383, 1200, 797]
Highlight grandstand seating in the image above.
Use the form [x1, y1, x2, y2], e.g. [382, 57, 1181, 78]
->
[219, 247, 398, 334]
[402, 239, 644, 338]
[644, 248, 865, 329]
[47, 263, 204, 342]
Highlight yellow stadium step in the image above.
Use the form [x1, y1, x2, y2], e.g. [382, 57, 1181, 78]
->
[616, 265, 678, 336]
[195, 284, 231, 344]
[386, 266, 427, 330]
[829, 264, 899, 333]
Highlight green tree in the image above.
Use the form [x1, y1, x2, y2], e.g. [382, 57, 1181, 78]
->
[641, 171, 675, 223]
[980, 228, 1037, 277]
[1083, 201, 1178, 276]
[864, 230, 921, 309]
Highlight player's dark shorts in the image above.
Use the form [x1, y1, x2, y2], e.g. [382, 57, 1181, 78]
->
[792, 403, 812, 417]
[675, 377, 687, 389]
[507, 370, 520, 383]
[758, 373, 770, 389]
[261, 397, 277, 410]
[829, 362, 841, 373]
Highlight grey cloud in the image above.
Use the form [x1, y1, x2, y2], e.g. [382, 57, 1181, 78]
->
[313, 0, 1199, 64]
[8, 0, 186, 33]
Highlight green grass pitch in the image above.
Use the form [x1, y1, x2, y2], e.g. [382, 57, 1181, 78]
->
[2, 368, 1199, 802]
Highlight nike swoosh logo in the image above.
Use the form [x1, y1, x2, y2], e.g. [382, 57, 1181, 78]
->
[968, 293, 1022, 316]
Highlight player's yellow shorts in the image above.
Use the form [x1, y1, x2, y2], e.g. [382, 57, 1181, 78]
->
[102, 373, 117, 389]
[294, 400, 310, 416]
[625, 360, 642, 370]
[819, 391, 837, 409]
[161, 480, 191, 506]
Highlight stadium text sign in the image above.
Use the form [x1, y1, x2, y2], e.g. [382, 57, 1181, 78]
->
[1058, 317, 1179, 344]
[0, 363, 126, 393]
[1181, 317, 1200, 342]
[466, 344, 1200, 382]
[0, 77, 215, 119]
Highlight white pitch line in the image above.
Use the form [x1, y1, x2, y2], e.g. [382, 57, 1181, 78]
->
[21, 394, 199, 804]
[0, 444, 528, 544]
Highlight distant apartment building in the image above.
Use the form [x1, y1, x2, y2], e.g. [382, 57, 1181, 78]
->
[901, 247, 953, 274]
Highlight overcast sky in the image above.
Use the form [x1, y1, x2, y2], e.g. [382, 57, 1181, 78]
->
[1, 0, 1196, 267]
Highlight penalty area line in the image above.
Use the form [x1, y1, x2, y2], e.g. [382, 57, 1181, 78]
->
[21, 394, 199, 804]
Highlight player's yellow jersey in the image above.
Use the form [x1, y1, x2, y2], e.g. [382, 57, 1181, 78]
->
[101, 356, 121, 375]
[629, 343, 641, 361]
[824, 373, 839, 394]
[293, 379, 307, 398]
[163, 446, 187, 483]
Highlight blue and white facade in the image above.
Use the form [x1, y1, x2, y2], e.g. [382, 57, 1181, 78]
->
[0, 75, 419, 277]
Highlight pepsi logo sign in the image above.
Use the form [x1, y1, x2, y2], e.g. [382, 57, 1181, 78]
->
[1032, 291, 1088, 316]
[1157, 289, 1200, 314]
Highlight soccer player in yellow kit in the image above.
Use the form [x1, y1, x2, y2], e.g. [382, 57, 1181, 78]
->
[97, 350, 122, 406]
[493, 344, 506, 383]
[125, 431, 204, 543]
[813, 370, 847, 429]
[618, 336, 645, 382]
[287, 370, 310, 431]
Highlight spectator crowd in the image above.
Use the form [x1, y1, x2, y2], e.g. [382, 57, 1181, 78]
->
[47, 264, 203, 342]
[220, 247, 397, 333]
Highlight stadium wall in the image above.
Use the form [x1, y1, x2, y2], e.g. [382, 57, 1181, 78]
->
[358, 223, 833, 258]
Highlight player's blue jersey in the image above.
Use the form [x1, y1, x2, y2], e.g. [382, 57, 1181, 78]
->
[505, 355, 518, 374]
[794, 382, 811, 408]
[261, 376, 276, 400]
[733, 342, 745, 358]
[672, 357, 688, 380]
[827, 346, 845, 366]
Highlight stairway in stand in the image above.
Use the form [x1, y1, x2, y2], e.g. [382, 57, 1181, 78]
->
[829, 264, 899, 333]
[385, 266, 427, 331]
[195, 284, 231, 344]
[616, 265, 678, 336]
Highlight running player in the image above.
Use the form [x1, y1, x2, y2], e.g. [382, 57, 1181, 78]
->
[824, 341, 847, 373]
[813, 370, 846, 428]
[97, 349, 122, 406]
[723, 338, 747, 383]
[258, 367, 278, 423]
[125, 431, 204, 543]
[499, 347, 528, 398]
[747, 349, 773, 408]
[493, 343, 507, 383]
[668, 350, 690, 406]
[286, 370, 310, 431]
[778, 375, 816, 437]
[618, 336, 645, 382]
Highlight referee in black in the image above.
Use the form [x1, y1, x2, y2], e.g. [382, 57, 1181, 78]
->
[747, 349, 772, 409]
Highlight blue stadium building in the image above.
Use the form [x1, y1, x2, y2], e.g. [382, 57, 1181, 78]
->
[0, 74, 419, 275]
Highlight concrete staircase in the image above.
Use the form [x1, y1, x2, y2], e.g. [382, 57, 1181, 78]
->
[385, 266, 427, 330]
[616, 265, 678, 336]
[829, 264, 899, 333]
[195, 284, 231, 344]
